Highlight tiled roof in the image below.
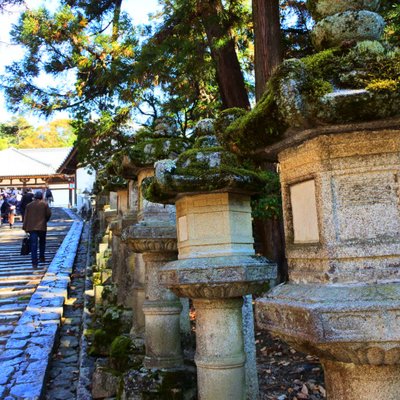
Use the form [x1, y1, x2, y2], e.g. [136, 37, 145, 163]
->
[0, 147, 73, 177]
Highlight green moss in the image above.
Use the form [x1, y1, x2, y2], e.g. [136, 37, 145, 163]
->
[89, 328, 111, 356]
[127, 137, 189, 167]
[142, 176, 174, 204]
[133, 126, 153, 140]
[93, 272, 102, 286]
[250, 171, 282, 219]
[110, 335, 134, 372]
[214, 108, 247, 137]
[101, 283, 118, 305]
[221, 41, 400, 154]
[307, 78, 333, 98]
[143, 151, 276, 204]
[366, 78, 399, 91]
[302, 48, 341, 78]
[221, 89, 286, 155]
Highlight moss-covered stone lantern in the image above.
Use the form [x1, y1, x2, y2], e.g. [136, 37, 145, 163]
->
[144, 119, 277, 400]
[121, 118, 190, 369]
[254, 2, 400, 399]
[106, 154, 139, 309]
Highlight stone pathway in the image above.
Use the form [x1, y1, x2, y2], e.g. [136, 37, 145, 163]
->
[0, 209, 73, 354]
[0, 209, 83, 399]
[45, 221, 92, 400]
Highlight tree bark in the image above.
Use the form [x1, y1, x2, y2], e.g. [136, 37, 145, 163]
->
[253, 0, 282, 101]
[198, 0, 250, 110]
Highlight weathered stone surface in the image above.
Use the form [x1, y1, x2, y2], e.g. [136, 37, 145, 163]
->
[92, 367, 120, 399]
[242, 295, 259, 400]
[317, 89, 400, 125]
[124, 227, 177, 254]
[119, 168, 184, 369]
[160, 255, 275, 299]
[257, 283, 400, 363]
[175, 193, 255, 259]
[142, 300, 183, 368]
[10, 382, 43, 399]
[322, 360, 400, 400]
[276, 128, 400, 284]
[312, 10, 385, 49]
[310, 0, 381, 19]
[255, 122, 400, 400]
[195, 298, 246, 400]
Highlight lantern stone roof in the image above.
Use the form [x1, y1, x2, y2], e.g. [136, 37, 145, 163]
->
[0, 147, 73, 178]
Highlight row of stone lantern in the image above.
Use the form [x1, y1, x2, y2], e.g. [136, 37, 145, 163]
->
[91, 2, 400, 398]
[92, 118, 277, 399]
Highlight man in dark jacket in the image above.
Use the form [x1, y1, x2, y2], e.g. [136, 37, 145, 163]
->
[20, 189, 34, 222]
[1, 195, 10, 224]
[23, 191, 52, 268]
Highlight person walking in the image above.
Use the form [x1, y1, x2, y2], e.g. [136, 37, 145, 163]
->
[23, 191, 52, 268]
[8, 195, 17, 228]
[44, 187, 54, 206]
[20, 189, 34, 222]
[1, 194, 10, 225]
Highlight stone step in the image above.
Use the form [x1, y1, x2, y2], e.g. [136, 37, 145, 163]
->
[0, 284, 36, 293]
[0, 288, 35, 299]
[0, 275, 39, 281]
[0, 312, 22, 323]
[0, 266, 46, 272]
[0, 279, 41, 287]
[0, 302, 27, 312]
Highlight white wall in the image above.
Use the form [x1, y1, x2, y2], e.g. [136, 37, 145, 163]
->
[76, 167, 96, 211]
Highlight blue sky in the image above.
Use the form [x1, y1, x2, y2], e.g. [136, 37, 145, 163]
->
[0, 0, 160, 124]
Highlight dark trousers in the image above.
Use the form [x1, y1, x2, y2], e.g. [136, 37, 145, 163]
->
[29, 230, 46, 265]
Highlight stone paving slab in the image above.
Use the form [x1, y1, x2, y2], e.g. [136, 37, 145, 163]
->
[45, 221, 93, 400]
[0, 209, 83, 400]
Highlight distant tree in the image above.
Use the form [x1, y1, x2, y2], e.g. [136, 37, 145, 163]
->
[0, 116, 33, 147]
[0, 117, 75, 149]
[18, 119, 76, 148]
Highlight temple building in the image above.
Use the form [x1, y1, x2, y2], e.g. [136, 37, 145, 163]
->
[0, 147, 76, 207]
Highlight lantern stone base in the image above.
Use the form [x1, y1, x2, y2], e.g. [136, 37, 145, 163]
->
[130, 282, 145, 337]
[124, 223, 184, 370]
[161, 255, 276, 400]
[322, 360, 400, 400]
[256, 283, 400, 400]
[194, 298, 246, 400]
[143, 300, 183, 369]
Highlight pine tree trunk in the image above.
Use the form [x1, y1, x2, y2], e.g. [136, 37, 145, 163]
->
[253, 0, 282, 101]
[198, 0, 250, 110]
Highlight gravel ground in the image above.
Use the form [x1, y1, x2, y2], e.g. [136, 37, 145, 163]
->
[256, 329, 326, 400]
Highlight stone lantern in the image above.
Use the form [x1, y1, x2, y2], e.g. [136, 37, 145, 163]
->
[107, 156, 140, 310]
[254, 1, 400, 399]
[121, 119, 190, 368]
[144, 119, 277, 400]
[256, 118, 400, 400]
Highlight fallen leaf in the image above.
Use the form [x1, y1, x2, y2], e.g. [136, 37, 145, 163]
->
[301, 384, 309, 395]
[318, 386, 326, 397]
